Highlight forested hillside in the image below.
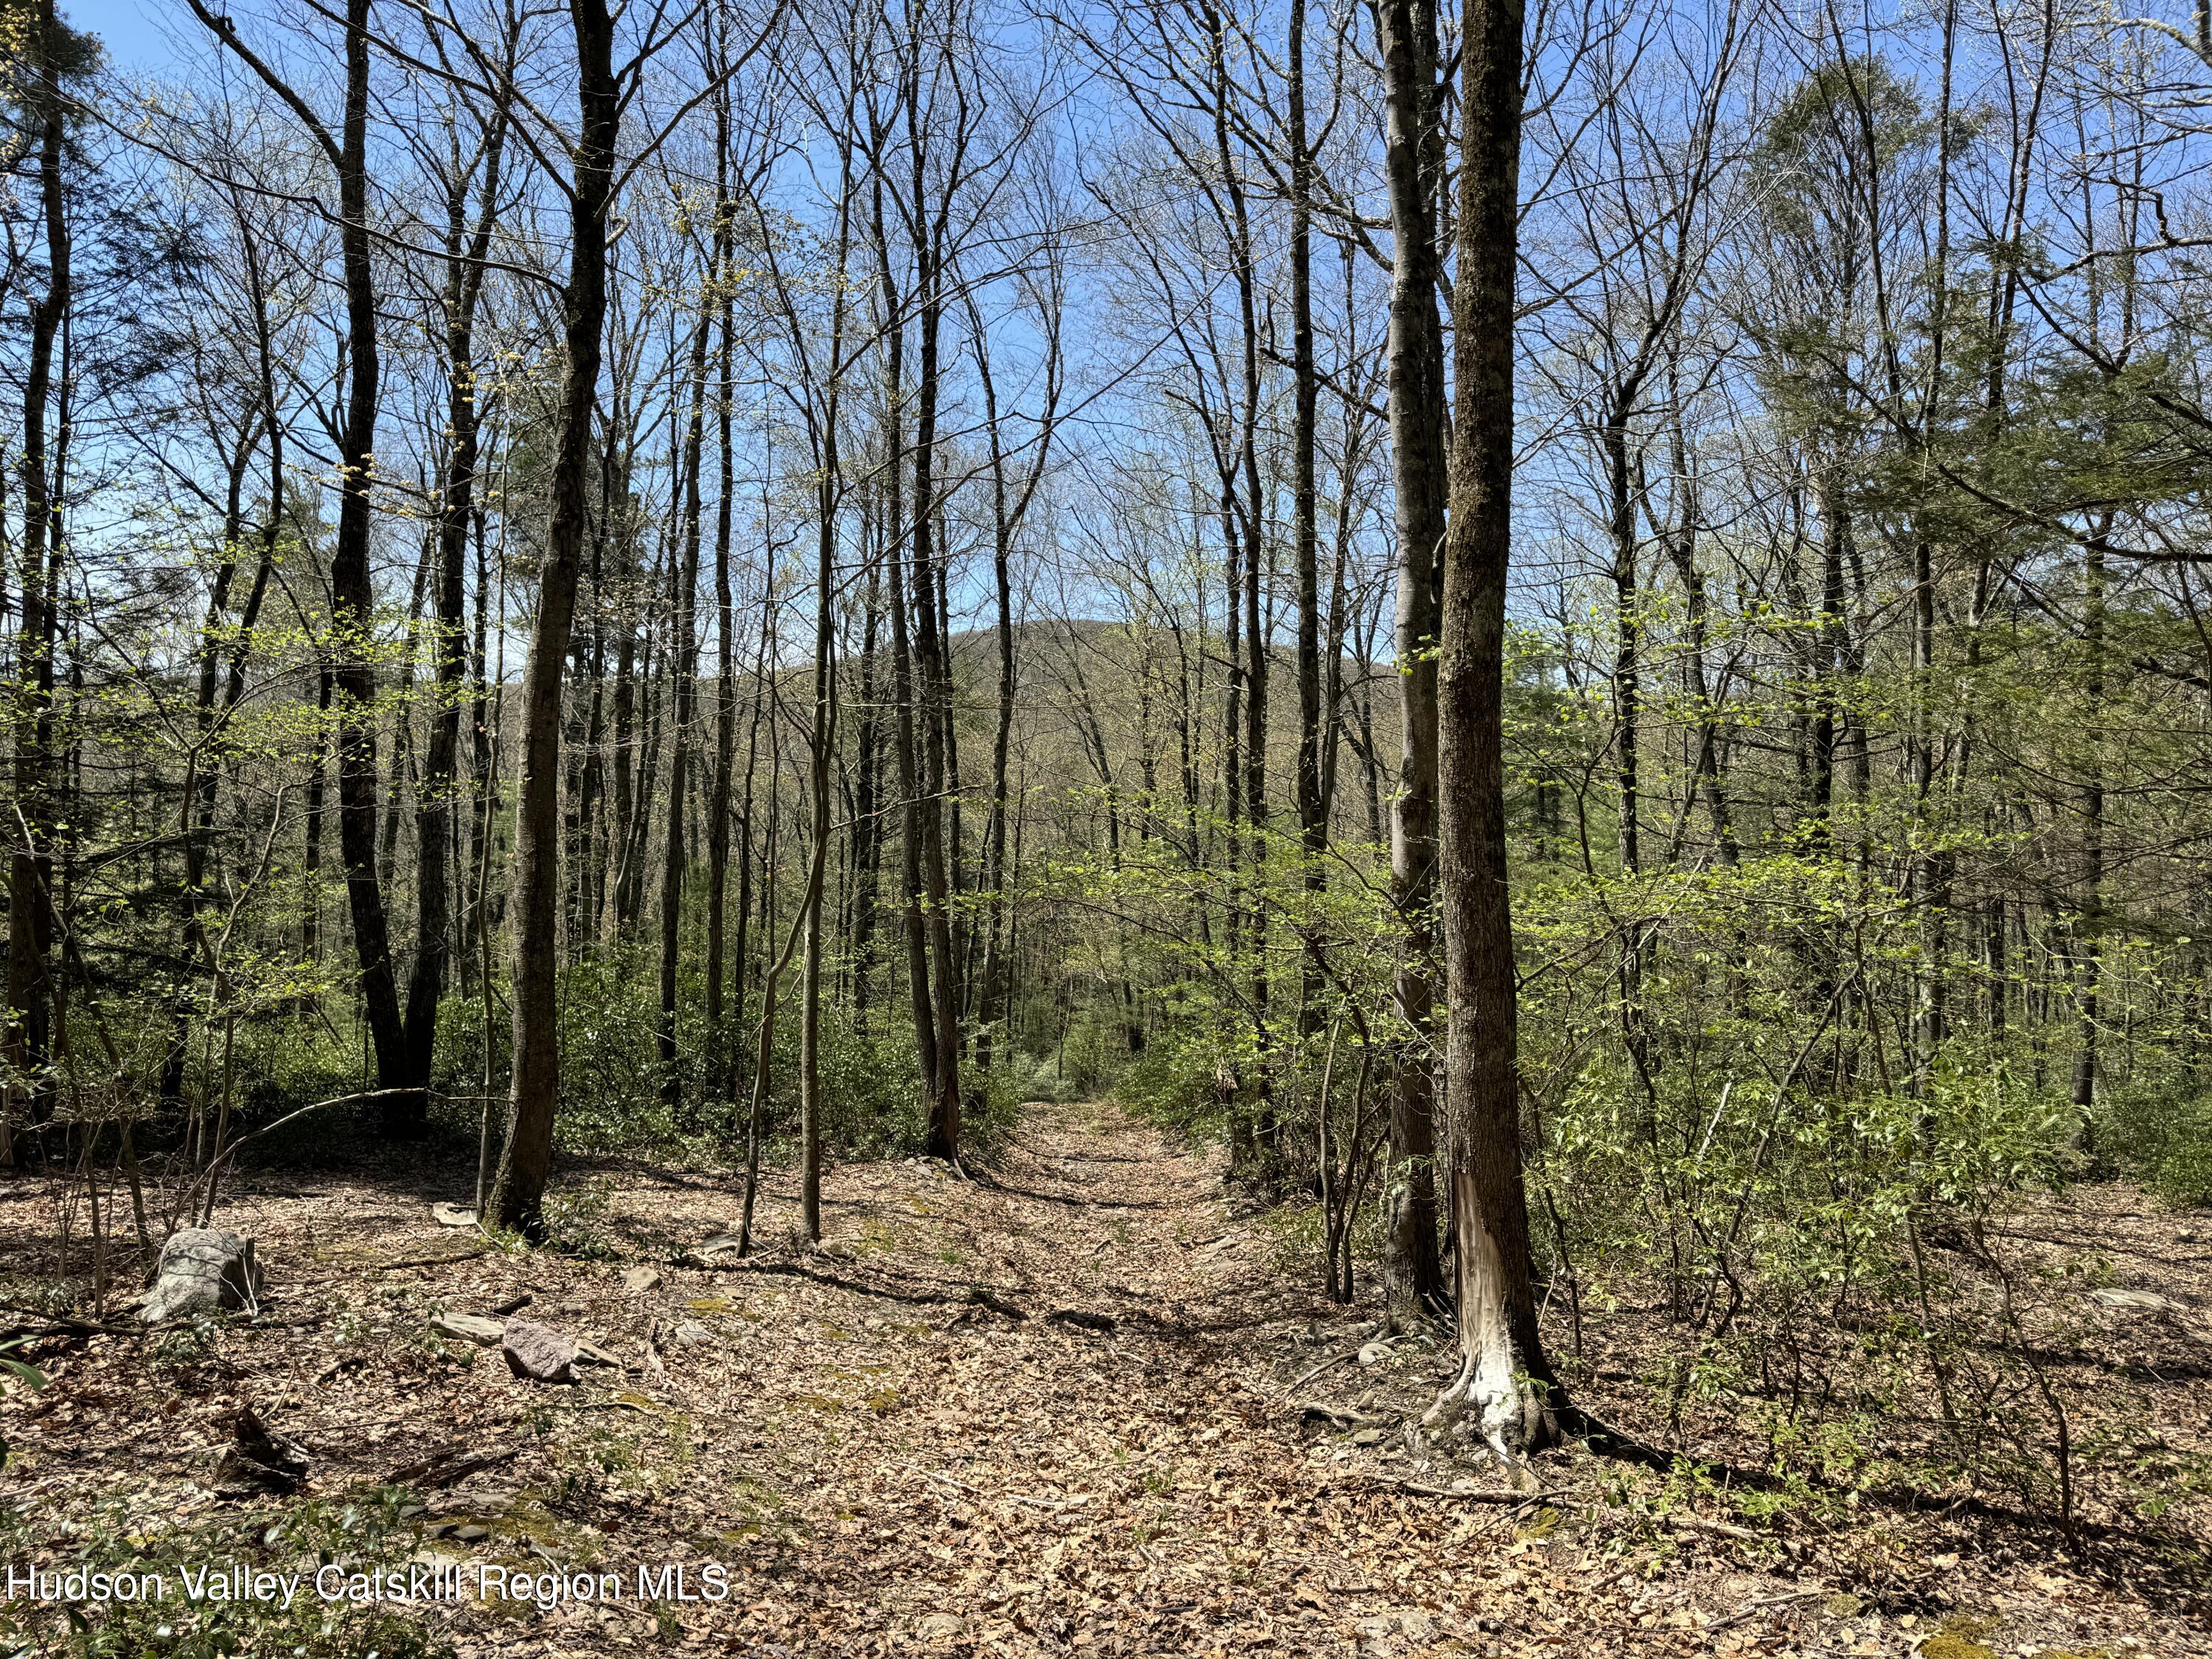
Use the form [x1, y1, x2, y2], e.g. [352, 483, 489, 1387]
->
[3, 0, 2211, 1652]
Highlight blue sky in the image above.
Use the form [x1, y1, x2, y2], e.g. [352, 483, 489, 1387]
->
[63, 0, 178, 77]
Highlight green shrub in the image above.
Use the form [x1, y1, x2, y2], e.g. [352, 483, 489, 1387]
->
[0, 1489, 452, 1659]
[2105, 1079, 2212, 1206]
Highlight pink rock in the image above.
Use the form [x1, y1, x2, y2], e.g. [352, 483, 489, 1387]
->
[501, 1318, 578, 1383]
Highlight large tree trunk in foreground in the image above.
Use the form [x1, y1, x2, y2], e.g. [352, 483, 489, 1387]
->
[3, 0, 69, 1166]
[489, 0, 617, 1235]
[1378, 0, 1448, 1329]
[1425, 0, 1559, 1464]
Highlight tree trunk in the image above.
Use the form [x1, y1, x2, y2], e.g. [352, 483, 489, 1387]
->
[659, 296, 713, 1114]
[489, 0, 618, 1235]
[1425, 0, 1559, 1462]
[3, 0, 68, 1162]
[309, 0, 410, 1109]
[394, 91, 508, 1135]
[2073, 538, 2105, 1133]
[906, 135, 963, 1160]
[799, 122, 855, 1239]
[705, 81, 737, 1038]
[1378, 0, 1449, 1326]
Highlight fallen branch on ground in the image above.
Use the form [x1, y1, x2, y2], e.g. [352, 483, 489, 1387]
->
[375, 1248, 491, 1272]
[1045, 1307, 1116, 1332]
[1338, 1472, 1550, 1504]
[384, 1441, 522, 1488]
[1280, 1347, 1360, 1399]
[965, 1287, 1029, 1321]
[1300, 1400, 1394, 1430]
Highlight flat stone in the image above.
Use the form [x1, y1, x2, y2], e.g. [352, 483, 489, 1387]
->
[1349, 1427, 1385, 1447]
[2087, 1288, 2185, 1312]
[142, 1229, 263, 1325]
[431, 1203, 477, 1228]
[501, 1318, 578, 1384]
[669, 1320, 715, 1350]
[622, 1267, 664, 1294]
[431, 1312, 507, 1346]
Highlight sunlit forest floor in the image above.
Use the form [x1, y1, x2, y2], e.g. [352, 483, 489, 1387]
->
[1, 1104, 2206, 1657]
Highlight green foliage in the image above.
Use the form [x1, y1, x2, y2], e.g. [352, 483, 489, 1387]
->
[0, 1489, 451, 1659]
[540, 1177, 624, 1260]
[0, 1337, 46, 1395]
[2104, 1079, 2212, 1206]
[1116, 1031, 1232, 1144]
[432, 941, 995, 1167]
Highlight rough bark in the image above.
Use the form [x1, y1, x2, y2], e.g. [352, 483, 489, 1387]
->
[1424, 0, 1561, 1463]
[3, 0, 69, 1161]
[1377, 0, 1449, 1328]
[489, 0, 618, 1235]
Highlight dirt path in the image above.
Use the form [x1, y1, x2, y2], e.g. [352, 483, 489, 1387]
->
[526, 1102, 1827, 1656]
[7, 1102, 2188, 1657]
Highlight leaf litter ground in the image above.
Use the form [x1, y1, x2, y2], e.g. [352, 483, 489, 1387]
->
[1, 1102, 2205, 1656]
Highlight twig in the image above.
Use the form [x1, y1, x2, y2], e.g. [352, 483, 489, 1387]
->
[1335, 1472, 1549, 1504]
[0, 1305, 142, 1338]
[385, 1440, 523, 1487]
[1707, 1589, 1824, 1632]
[1660, 1512, 1762, 1542]
[375, 1248, 491, 1272]
[1299, 1400, 1394, 1430]
[919, 1468, 1093, 1512]
[1280, 1346, 1360, 1399]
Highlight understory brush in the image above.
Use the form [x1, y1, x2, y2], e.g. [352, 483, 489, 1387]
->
[0, 1489, 452, 1659]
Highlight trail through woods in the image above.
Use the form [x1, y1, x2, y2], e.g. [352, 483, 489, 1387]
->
[2, 1104, 2202, 1655]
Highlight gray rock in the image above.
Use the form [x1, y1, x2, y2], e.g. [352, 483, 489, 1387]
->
[430, 1203, 477, 1228]
[431, 1312, 507, 1346]
[917, 1613, 963, 1641]
[1349, 1427, 1385, 1447]
[622, 1266, 664, 1294]
[669, 1319, 715, 1350]
[142, 1229, 262, 1325]
[1356, 1340, 1395, 1366]
[2087, 1287, 2185, 1312]
[501, 1318, 578, 1383]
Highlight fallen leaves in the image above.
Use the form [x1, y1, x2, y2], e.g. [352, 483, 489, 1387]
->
[1, 1108, 2201, 1658]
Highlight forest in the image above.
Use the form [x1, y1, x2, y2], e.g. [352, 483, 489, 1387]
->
[1, 0, 2210, 1652]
